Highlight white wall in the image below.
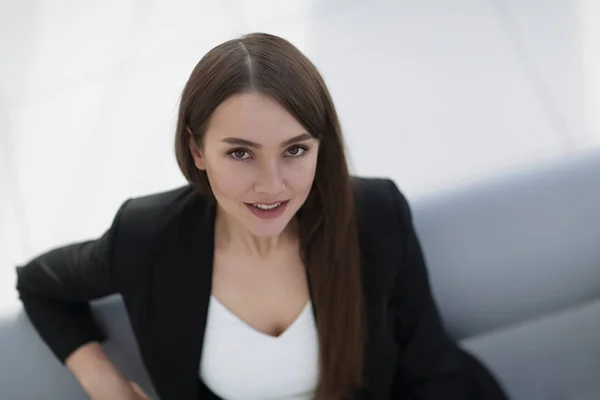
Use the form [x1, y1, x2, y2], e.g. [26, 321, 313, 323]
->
[1, 0, 599, 307]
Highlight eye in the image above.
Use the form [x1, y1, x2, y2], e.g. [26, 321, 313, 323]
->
[227, 148, 252, 161]
[286, 145, 308, 158]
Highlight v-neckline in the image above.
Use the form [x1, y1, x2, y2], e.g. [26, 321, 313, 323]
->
[209, 295, 312, 340]
[147, 191, 318, 399]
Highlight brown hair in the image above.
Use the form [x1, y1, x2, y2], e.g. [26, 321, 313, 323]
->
[174, 33, 366, 399]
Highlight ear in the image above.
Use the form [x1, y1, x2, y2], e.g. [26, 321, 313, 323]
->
[187, 126, 206, 170]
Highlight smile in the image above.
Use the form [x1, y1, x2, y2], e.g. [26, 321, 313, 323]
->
[252, 202, 283, 210]
[244, 200, 290, 219]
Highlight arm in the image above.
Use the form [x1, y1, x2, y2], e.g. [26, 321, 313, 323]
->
[15, 199, 145, 398]
[67, 342, 146, 399]
[387, 180, 507, 399]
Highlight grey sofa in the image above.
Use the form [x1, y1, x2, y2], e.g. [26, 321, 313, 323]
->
[1, 149, 599, 399]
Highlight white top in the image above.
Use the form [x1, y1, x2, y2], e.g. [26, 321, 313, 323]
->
[199, 296, 320, 400]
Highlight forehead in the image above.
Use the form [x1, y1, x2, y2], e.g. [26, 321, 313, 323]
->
[206, 92, 305, 141]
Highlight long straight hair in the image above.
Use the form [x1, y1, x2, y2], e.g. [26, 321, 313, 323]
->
[174, 33, 366, 399]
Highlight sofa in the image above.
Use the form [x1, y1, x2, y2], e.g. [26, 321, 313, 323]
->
[1, 148, 599, 399]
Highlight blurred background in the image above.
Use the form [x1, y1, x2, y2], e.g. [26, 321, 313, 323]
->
[1, 0, 599, 308]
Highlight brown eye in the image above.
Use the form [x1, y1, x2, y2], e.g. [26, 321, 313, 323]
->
[288, 146, 300, 155]
[286, 145, 307, 157]
[228, 149, 250, 160]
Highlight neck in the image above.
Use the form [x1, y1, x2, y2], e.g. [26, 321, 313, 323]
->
[214, 205, 299, 258]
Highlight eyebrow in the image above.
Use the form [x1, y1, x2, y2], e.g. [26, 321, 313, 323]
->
[221, 133, 314, 149]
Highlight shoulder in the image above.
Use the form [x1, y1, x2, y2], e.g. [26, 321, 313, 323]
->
[351, 177, 416, 294]
[112, 184, 209, 255]
[108, 184, 211, 287]
[120, 184, 200, 225]
[352, 176, 413, 238]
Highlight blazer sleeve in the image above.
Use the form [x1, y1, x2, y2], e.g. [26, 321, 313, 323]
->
[15, 199, 131, 364]
[386, 180, 509, 399]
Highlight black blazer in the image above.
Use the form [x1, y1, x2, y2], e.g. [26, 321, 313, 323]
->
[16, 177, 508, 400]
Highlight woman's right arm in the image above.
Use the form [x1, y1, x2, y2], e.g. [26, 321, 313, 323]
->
[66, 342, 147, 399]
[15, 199, 146, 399]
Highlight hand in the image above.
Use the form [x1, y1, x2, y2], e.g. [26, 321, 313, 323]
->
[87, 379, 150, 400]
[130, 381, 150, 400]
[67, 342, 151, 400]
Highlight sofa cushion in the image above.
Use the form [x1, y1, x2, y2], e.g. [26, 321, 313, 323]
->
[412, 149, 600, 338]
[461, 297, 600, 400]
[0, 296, 156, 400]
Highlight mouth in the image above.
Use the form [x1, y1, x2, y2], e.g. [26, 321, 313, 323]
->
[244, 200, 290, 219]
[249, 201, 286, 209]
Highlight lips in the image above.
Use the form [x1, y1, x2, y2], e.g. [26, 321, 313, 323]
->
[246, 200, 288, 207]
[251, 202, 283, 210]
[249, 200, 287, 205]
[244, 200, 290, 219]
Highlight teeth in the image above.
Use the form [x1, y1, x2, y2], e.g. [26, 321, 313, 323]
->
[253, 202, 282, 210]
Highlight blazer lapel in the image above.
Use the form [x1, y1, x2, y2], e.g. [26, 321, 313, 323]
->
[148, 193, 216, 399]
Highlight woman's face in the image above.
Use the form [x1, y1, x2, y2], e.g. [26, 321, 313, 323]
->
[190, 92, 319, 238]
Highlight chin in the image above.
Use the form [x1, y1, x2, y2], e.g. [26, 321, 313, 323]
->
[245, 220, 290, 238]
[238, 200, 299, 237]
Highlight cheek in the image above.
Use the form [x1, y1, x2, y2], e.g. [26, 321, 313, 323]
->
[204, 158, 251, 201]
[285, 157, 318, 192]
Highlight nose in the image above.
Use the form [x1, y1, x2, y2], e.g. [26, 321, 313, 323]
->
[254, 160, 286, 196]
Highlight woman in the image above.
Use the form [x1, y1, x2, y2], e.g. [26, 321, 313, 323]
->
[16, 33, 508, 400]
